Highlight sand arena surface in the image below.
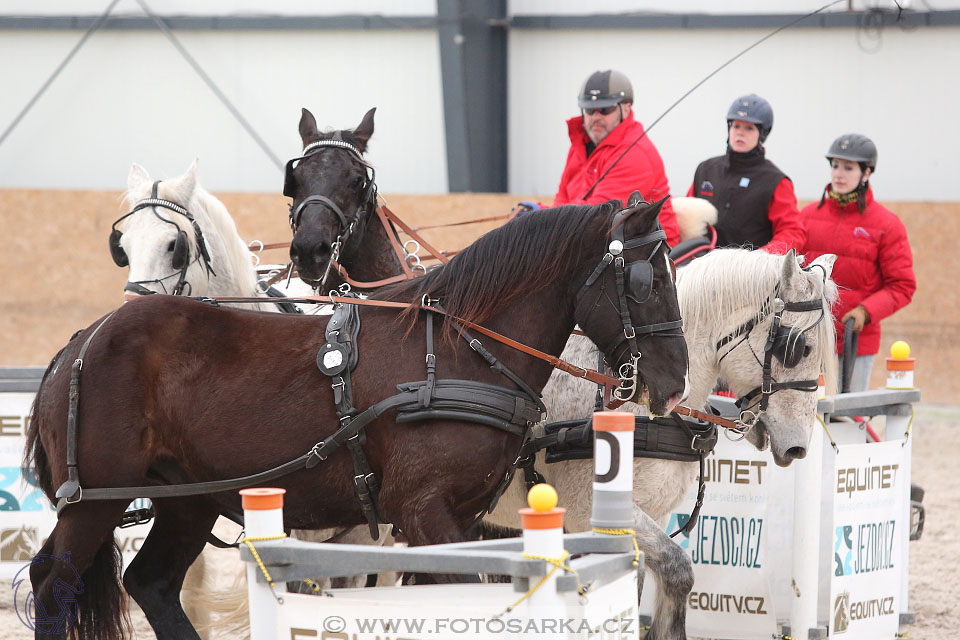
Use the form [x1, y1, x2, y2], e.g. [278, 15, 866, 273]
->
[1, 404, 956, 639]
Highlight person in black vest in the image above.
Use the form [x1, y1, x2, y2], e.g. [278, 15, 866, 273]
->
[687, 93, 805, 254]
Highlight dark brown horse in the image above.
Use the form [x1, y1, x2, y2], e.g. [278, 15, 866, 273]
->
[26, 198, 687, 639]
[286, 107, 405, 287]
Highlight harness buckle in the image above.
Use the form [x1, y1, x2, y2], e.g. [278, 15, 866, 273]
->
[309, 442, 328, 463]
[425, 353, 436, 366]
[65, 486, 83, 504]
[761, 378, 773, 394]
[624, 326, 636, 340]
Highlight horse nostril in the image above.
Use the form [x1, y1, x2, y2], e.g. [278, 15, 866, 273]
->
[785, 446, 807, 461]
[289, 245, 300, 264]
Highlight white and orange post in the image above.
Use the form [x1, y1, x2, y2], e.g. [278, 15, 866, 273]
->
[885, 340, 915, 617]
[590, 411, 636, 531]
[886, 340, 915, 390]
[518, 483, 566, 612]
[240, 487, 287, 640]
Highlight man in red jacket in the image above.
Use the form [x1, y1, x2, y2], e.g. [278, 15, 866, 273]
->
[552, 69, 680, 246]
[801, 134, 916, 391]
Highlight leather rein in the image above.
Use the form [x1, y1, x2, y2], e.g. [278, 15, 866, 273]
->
[205, 293, 626, 396]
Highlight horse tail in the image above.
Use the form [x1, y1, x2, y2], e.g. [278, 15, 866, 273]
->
[71, 541, 131, 640]
[23, 346, 67, 501]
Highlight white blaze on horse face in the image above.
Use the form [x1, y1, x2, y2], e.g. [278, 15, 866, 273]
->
[663, 252, 675, 285]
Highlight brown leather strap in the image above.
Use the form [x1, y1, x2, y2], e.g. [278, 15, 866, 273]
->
[409, 212, 515, 232]
[378, 204, 451, 264]
[672, 405, 740, 430]
[329, 262, 411, 289]
[248, 241, 291, 251]
[202, 295, 624, 392]
[375, 205, 416, 276]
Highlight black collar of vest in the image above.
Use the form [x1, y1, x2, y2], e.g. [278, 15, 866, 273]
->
[725, 144, 766, 168]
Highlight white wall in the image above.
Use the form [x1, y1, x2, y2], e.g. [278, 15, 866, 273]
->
[1, 1, 957, 200]
[508, 24, 959, 201]
[0, 28, 447, 194]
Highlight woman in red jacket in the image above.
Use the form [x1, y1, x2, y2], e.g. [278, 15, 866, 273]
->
[800, 134, 916, 391]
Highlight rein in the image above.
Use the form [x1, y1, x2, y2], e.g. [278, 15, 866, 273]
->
[202, 293, 625, 394]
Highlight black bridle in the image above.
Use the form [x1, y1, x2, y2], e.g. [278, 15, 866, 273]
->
[575, 204, 684, 402]
[716, 277, 827, 431]
[110, 180, 215, 297]
[284, 137, 379, 286]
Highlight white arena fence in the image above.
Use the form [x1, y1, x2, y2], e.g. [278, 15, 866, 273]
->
[1, 367, 920, 639]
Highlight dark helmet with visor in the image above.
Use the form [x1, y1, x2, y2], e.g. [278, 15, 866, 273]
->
[578, 70, 633, 109]
[826, 134, 878, 173]
[726, 93, 774, 142]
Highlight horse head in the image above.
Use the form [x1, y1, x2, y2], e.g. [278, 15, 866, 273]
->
[702, 249, 838, 466]
[114, 159, 220, 299]
[286, 107, 378, 286]
[574, 194, 689, 416]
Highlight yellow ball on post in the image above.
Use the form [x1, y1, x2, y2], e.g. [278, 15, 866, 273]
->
[890, 341, 910, 360]
[527, 483, 558, 512]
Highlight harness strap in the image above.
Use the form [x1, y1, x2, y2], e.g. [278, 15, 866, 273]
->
[55, 312, 117, 504]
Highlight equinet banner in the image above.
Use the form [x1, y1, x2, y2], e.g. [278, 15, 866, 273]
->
[829, 441, 904, 638]
[667, 436, 794, 640]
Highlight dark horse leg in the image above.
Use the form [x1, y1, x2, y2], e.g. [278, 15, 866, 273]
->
[121, 496, 220, 640]
[29, 501, 131, 640]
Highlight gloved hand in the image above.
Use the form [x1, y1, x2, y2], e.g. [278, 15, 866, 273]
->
[841, 305, 870, 332]
[512, 201, 541, 217]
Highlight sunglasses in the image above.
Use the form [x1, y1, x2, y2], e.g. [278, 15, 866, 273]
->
[583, 105, 619, 116]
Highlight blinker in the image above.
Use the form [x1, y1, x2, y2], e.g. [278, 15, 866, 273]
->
[625, 260, 654, 303]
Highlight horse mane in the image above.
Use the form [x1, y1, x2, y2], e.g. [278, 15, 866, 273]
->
[376, 202, 617, 328]
[121, 175, 260, 297]
[677, 248, 840, 391]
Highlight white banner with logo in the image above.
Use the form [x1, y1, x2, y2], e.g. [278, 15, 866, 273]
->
[666, 435, 794, 640]
[0, 391, 152, 578]
[828, 441, 904, 638]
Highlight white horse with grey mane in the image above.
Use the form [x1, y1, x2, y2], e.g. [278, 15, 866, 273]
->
[485, 247, 838, 640]
[116, 159, 316, 308]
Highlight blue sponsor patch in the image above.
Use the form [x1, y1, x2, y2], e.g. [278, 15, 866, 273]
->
[739, 177, 751, 188]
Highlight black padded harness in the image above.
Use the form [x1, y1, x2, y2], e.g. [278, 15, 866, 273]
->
[515, 410, 718, 538]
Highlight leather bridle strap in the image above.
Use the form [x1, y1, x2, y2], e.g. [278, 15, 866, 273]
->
[672, 405, 740, 431]
[290, 194, 351, 232]
[377, 203, 451, 264]
[205, 294, 624, 392]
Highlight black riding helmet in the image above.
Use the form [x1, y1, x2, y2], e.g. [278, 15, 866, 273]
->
[578, 70, 633, 109]
[826, 133, 878, 174]
[726, 93, 774, 143]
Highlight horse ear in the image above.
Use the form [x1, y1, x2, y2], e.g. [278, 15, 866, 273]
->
[166, 158, 198, 203]
[808, 253, 837, 279]
[299, 108, 319, 145]
[780, 248, 801, 283]
[623, 194, 668, 235]
[127, 163, 151, 191]
[353, 107, 376, 151]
